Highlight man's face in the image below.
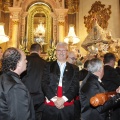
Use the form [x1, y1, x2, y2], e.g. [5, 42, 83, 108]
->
[56, 45, 68, 62]
[19, 51, 27, 73]
[68, 53, 77, 65]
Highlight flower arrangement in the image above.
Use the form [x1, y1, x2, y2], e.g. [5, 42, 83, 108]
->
[19, 44, 30, 55]
[46, 41, 57, 62]
[19, 37, 30, 55]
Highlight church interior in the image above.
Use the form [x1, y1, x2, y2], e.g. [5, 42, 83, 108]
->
[0, 0, 120, 63]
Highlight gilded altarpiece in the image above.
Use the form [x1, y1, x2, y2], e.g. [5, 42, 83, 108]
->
[27, 3, 52, 50]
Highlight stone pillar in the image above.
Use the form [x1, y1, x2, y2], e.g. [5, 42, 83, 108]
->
[54, 9, 68, 42]
[8, 7, 22, 47]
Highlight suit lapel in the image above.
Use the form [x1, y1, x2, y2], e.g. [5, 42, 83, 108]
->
[99, 82, 106, 91]
[50, 61, 60, 76]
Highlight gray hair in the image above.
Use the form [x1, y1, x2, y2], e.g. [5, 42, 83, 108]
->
[56, 42, 68, 50]
[87, 58, 103, 73]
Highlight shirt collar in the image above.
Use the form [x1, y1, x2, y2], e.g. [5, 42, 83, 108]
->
[57, 60, 66, 66]
[98, 78, 102, 83]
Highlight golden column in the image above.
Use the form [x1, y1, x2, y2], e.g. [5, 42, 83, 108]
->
[55, 9, 68, 42]
[21, 12, 28, 40]
[8, 7, 22, 48]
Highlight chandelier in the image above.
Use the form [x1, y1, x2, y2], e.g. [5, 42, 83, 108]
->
[0, 23, 9, 44]
[64, 24, 80, 45]
[34, 22, 45, 43]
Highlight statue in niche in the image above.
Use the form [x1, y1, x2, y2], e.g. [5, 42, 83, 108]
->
[84, 1, 111, 33]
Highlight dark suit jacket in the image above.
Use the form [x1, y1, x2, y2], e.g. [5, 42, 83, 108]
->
[42, 61, 79, 102]
[22, 53, 46, 107]
[0, 71, 35, 120]
[80, 73, 120, 120]
[116, 67, 120, 75]
[79, 69, 88, 81]
[102, 65, 120, 92]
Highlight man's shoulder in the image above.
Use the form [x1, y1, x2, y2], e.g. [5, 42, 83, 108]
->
[0, 73, 16, 93]
[85, 73, 98, 83]
[104, 65, 114, 70]
[27, 54, 46, 63]
[66, 62, 79, 70]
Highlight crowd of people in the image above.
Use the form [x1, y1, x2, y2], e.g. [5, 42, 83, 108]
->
[0, 42, 120, 120]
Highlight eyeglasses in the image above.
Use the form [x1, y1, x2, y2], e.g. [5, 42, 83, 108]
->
[69, 57, 77, 61]
[56, 50, 68, 53]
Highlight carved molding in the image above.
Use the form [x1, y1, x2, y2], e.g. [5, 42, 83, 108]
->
[65, 0, 79, 14]
[0, 0, 12, 13]
[12, 20, 19, 24]
[8, 7, 22, 19]
[58, 22, 64, 26]
[51, 12, 58, 42]
[84, 1, 111, 33]
[54, 8, 68, 22]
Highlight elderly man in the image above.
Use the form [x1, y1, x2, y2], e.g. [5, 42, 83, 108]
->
[41, 42, 79, 120]
[80, 58, 120, 120]
[67, 51, 77, 65]
[0, 47, 35, 120]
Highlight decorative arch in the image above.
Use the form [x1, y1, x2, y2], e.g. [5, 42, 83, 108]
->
[27, 3, 52, 50]
[21, 0, 58, 12]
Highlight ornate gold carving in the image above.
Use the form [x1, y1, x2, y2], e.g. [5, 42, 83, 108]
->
[8, 7, 22, 19]
[65, 0, 79, 14]
[0, 0, 2, 11]
[27, 4, 52, 51]
[3, 0, 11, 13]
[84, 1, 111, 33]
[12, 20, 19, 25]
[58, 22, 64, 26]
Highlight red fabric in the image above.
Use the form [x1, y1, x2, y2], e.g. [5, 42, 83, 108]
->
[45, 85, 74, 106]
[75, 96, 79, 100]
[57, 86, 62, 97]
[45, 100, 74, 106]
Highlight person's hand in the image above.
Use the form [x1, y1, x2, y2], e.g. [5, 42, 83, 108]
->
[54, 97, 65, 109]
[57, 104, 64, 109]
[50, 96, 57, 102]
[116, 86, 120, 93]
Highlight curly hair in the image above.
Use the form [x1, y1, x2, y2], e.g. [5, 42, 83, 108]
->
[2, 47, 21, 72]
